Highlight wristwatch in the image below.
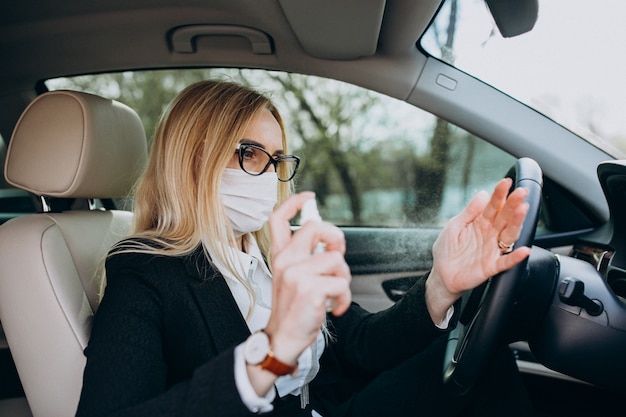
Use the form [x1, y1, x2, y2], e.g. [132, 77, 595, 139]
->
[244, 330, 297, 376]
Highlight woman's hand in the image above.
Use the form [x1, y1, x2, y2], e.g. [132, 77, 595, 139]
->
[426, 178, 531, 324]
[264, 192, 352, 365]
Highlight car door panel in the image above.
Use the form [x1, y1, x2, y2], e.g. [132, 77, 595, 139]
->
[343, 227, 440, 312]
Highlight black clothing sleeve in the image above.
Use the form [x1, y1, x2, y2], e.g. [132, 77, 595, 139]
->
[328, 274, 454, 374]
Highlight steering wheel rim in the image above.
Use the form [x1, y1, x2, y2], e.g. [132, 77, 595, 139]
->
[442, 157, 543, 395]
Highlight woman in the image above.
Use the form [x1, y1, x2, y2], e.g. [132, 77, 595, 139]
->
[76, 80, 535, 416]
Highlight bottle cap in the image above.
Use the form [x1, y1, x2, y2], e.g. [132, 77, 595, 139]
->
[300, 199, 322, 223]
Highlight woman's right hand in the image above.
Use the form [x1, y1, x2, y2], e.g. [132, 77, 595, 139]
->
[265, 192, 352, 367]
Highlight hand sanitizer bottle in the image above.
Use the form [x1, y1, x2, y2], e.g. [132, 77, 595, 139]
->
[300, 198, 336, 311]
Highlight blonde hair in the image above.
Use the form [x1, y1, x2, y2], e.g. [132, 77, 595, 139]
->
[110, 80, 293, 312]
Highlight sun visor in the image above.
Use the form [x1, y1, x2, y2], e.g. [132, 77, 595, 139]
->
[278, 0, 386, 60]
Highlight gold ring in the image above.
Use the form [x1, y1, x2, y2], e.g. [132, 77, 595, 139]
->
[498, 240, 515, 254]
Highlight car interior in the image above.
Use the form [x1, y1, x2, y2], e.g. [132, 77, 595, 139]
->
[1, 0, 625, 416]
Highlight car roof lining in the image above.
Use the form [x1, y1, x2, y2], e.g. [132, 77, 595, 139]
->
[0, 0, 440, 94]
[0, 0, 441, 142]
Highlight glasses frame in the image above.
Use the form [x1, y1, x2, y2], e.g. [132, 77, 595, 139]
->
[236, 143, 300, 182]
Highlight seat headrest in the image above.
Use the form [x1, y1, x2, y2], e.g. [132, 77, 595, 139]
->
[5, 90, 148, 198]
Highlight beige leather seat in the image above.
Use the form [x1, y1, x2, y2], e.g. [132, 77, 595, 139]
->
[0, 90, 147, 417]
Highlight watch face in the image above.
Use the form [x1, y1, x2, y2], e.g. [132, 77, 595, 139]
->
[244, 331, 270, 365]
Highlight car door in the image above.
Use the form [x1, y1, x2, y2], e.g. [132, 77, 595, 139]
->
[344, 227, 439, 312]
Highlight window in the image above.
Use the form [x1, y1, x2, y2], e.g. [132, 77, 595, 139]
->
[47, 69, 515, 227]
[421, 0, 626, 158]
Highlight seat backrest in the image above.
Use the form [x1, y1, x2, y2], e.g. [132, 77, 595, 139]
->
[0, 90, 147, 417]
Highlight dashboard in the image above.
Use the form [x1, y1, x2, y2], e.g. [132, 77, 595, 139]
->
[521, 160, 626, 391]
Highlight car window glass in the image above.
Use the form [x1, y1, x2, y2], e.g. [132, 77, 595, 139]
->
[420, 0, 626, 158]
[47, 69, 516, 227]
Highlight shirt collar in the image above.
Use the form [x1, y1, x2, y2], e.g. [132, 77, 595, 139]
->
[207, 234, 272, 283]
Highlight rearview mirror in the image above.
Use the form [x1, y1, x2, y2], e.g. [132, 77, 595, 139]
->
[484, 0, 538, 37]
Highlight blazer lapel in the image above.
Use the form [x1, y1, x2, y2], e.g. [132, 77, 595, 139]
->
[183, 246, 251, 353]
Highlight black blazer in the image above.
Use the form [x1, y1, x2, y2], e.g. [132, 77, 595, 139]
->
[76, 242, 449, 417]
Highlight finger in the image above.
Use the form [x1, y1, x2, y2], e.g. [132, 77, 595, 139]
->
[272, 232, 351, 314]
[498, 202, 529, 244]
[302, 273, 352, 316]
[274, 242, 351, 287]
[269, 192, 316, 254]
[480, 178, 513, 223]
[311, 251, 352, 279]
[495, 246, 531, 273]
[493, 188, 530, 241]
[277, 256, 352, 315]
[452, 189, 489, 230]
[272, 223, 347, 277]
[296, 221, 347, 255]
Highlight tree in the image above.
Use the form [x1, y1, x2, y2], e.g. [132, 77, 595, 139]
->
[267, 73, 385, 224]
[408, 0, 458, 223]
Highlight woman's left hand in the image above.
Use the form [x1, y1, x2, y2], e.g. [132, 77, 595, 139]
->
[426, 178, 531, 324]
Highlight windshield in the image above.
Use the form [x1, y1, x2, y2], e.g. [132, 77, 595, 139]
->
[421, 0, 626, 158]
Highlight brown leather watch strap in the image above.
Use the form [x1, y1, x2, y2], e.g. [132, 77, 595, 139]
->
[258, 349, 297, 376]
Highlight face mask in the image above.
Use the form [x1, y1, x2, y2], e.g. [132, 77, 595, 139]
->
[220, 168, 278, 237]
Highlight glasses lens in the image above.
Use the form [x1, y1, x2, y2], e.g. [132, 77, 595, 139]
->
[276, 157, 299, 182]
[238, 144, 300, 181]
[239, 145, 271, 175]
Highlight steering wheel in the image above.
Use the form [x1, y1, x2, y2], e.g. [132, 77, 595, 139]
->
[442, 157, 543, 395]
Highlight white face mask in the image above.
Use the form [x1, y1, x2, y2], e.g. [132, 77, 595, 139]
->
[220, 168, 278, 237]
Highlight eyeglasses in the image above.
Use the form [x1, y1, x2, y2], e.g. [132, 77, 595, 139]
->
[236, 143, 300, 182]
